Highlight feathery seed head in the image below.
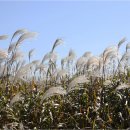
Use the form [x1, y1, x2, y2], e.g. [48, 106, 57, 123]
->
[116, 83, 130, 90]
[118, 37, 127, 49]
[83, 51, 92, 58]
[16, 31, 38, 47]
[11, 29, 28, 42]
[0, 49, 8, 59]
[0, 35, 8, 40]
[42, 86, 66, 101]
[51, 38, 63, 52]
[126, 42, 130, 52]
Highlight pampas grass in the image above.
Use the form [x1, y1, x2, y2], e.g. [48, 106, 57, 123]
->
[118, 37, 126, 49]
[42, 86, 66, 101]
[0, 49, 8, 59]
[16, 32, 38, 47]
[51, 38, 63, 52]
[10, 92, 23, 106]
[0, 29, 130, 129]
[10, 29, 28, 42]
[28, 49, 35, 62]
[0, 35, 8, 40]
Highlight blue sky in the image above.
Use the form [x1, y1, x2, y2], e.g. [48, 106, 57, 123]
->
[0, 1, 130, 61]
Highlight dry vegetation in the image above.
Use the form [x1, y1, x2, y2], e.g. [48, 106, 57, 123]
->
[0, 29, 130, 129]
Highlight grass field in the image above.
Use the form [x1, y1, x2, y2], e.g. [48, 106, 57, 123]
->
[0, 29, 130, 129]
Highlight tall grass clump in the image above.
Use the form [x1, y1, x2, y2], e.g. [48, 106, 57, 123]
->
[0, 29, 130, 129]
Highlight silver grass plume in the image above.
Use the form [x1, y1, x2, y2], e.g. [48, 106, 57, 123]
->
[126, 42, 130, 52]
[67, 49, 76, 62]
[42, 86, 66, 101]
[11, 29, 28, 42]
[118, 64, 124, 74]
[68, 75, 89, 93]
[0, 35, 8, 40]
[31, 60, 40, 67]
[61, 58, 67, 69]
[0, 49, 8, 59]
[104, 50, 118, 64]
[0, 65, 7, 76]
[83, 51, 92, 58]
[103, 80, 111, 86]
[76, 57, 87, 67]
[56, 69, 68, 79]
[20, 60, 26, 68]
[76, 52, 92, 71]
[42, 52, 58, 63]
[51, 38, 63, 52]
[15, 61, 22, 72]
[69, 75, 89, 87]
[35, 64, 47, 73]
[10, 93, 23, 106]
[31, 60, 40, 75]
[87, 56, 99, 68]
[120, 52, 130, 62]
[15, 62, 34, 79]
[8, 42, 16, 53]
[118, 37, 126, 49]
[11, 50, 24, 62]
[28, 49, 35, 62]
[103, 46, 118, 60]
[76, 57, 88, 72]
[49, 52, 58, 62]
[99, 57, 104, 69]
[116, 83, 130, 90]
[42, 53, 50, 63]
[16, 31, 38, 47]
